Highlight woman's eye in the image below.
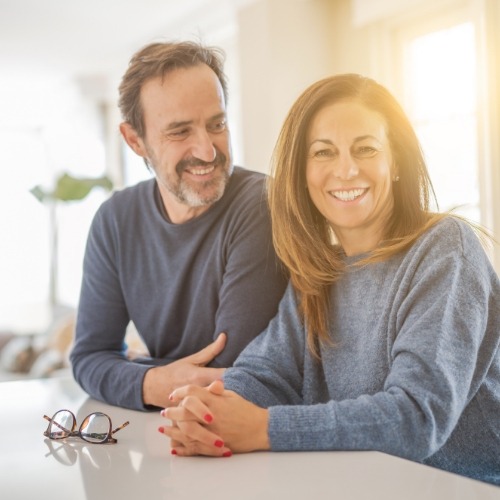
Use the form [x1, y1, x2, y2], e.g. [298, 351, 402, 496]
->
[355, 146, 378, 157]
[312, 149, 335, 159]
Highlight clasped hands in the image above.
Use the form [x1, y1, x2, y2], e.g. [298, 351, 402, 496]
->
[158, 379, 270, 457]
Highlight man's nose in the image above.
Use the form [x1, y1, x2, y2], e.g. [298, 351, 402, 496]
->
[191, 129, 217, 162]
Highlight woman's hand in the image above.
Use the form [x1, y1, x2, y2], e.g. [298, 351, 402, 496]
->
[158, 380, 270, 456]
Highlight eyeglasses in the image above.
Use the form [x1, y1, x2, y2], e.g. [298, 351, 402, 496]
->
[43, 409, 129, 444]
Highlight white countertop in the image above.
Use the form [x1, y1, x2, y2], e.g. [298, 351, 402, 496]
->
[1, 377, 498, 500]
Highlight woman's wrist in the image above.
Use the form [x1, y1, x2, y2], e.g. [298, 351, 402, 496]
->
[255, 407, 271, 451]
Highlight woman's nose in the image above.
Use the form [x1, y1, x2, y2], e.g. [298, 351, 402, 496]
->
[333, 154, 358, 180]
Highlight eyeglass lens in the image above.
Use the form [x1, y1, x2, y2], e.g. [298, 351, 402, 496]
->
[47, 410, 111, 443]
[80, 413, 112, 443]
[49, 410, 75, 439]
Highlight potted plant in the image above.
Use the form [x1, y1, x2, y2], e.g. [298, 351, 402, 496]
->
[30, 173, 113, 309]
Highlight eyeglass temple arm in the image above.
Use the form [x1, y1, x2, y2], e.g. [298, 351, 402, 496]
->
[43, 415, 72, 433]
[112, 421, 130, 435]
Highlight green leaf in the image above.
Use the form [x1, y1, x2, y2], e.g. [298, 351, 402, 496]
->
[29, 185, 48, 203]
[30, 173, 113, 203]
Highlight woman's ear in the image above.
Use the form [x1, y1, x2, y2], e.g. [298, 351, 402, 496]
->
[392, 164, 400, 182]
[120, 122, 147, 157]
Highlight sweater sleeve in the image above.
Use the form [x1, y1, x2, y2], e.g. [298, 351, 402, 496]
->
[223, 284, 308, 407]
[210, 187, 288, 367]
[71, 207, 152, 410]
[267, 221, 500, 461]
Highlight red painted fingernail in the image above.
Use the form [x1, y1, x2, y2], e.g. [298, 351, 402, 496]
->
[171, 449, 177, 455]
[222, 451, 232, 457]
[158, 426, 165, 433]
[214, 439, 224, 448]
[204, 414, 213, 423]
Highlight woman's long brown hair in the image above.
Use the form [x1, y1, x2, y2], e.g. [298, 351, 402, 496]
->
[268, 74, 446, 356]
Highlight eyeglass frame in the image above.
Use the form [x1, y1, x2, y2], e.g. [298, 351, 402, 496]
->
[43, 409, 129, 444]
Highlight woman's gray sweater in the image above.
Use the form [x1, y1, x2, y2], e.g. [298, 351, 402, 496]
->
[224, 217, 500, 485]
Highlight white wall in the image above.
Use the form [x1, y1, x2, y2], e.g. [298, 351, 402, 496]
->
[237, 0, 338, 173]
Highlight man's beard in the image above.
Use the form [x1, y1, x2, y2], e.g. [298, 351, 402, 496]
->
[146, 146, 233, 208]
[172, 150, 232, 207]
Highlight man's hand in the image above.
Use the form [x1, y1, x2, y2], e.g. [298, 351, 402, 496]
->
[142, 333, 227, 408]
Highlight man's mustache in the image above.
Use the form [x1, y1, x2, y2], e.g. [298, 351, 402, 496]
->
[176, 150, 227, 174]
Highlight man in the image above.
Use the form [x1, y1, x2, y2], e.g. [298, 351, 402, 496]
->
[70, 41, 287, 411]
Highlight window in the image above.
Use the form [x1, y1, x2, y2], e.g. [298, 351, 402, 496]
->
[401, 22, 479, 221]
[389, 2, 500, 272]
[0, 76, 108, 332]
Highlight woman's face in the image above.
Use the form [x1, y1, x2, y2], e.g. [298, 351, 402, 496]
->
[305, 99, 395, 256]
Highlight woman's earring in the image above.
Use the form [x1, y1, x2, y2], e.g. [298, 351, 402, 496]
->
[393, 175, 400, 182]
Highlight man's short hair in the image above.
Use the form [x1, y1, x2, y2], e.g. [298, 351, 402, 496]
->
[118, 41, 228, 138]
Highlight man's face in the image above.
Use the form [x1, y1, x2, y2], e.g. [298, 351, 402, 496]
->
[122, 63, 233, 223]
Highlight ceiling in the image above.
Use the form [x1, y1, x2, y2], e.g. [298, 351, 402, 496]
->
[0, 0, 250, 80]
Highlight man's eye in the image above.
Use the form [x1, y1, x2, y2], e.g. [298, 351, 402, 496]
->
[209, 120, 226, 133]
[173, 128, 189, 136]
[169, 129, 189, 138]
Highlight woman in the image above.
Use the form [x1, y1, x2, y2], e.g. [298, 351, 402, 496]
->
[159, 74, 500, 485]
